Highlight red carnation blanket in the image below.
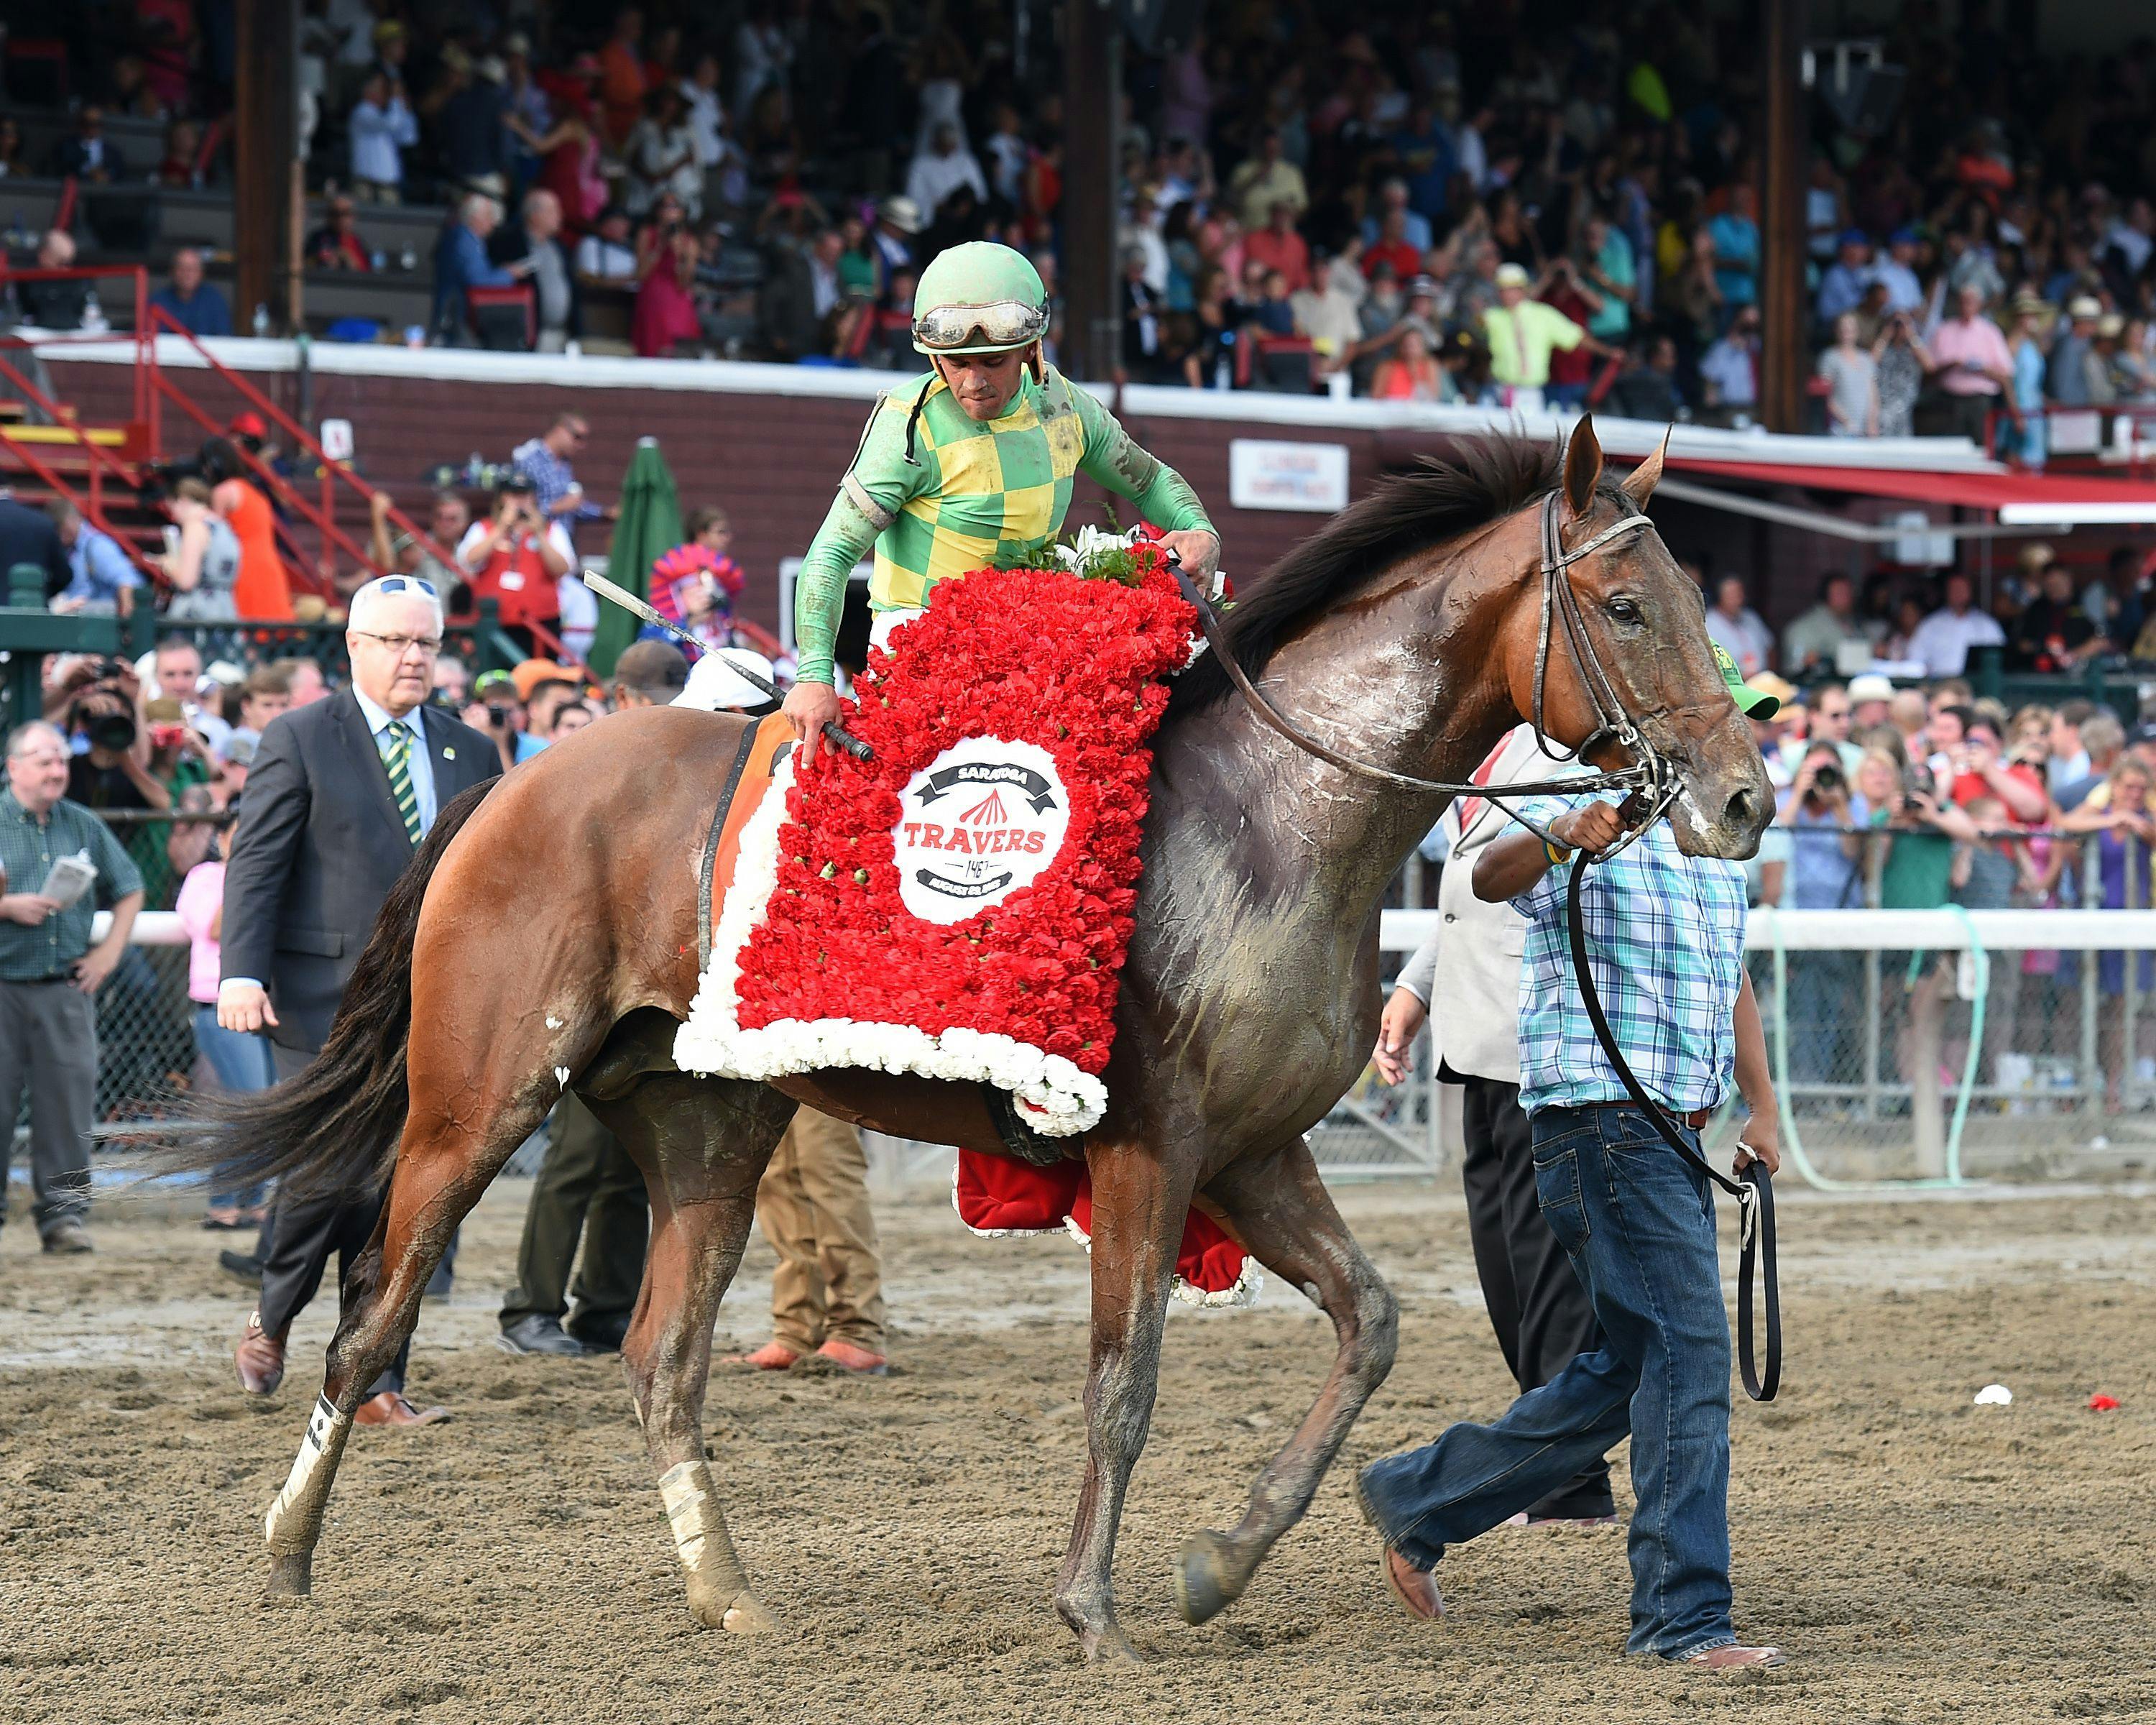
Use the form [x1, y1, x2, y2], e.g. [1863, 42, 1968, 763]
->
[672, 545, 1257, 1306]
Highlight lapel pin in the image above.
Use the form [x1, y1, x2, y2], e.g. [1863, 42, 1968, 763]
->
[442, 746, 456, 760]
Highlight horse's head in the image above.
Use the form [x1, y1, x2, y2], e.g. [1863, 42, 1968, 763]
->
[1506, 418, 1773, 860]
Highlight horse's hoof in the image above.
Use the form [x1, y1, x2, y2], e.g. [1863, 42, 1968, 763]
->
[263, 1550, 313, 1600]
[1081, 1625, 1146, 1665]
[721, 1592, 776, 1636]
[688, 1578, 776, 1636]
[1174, 1530, 1243, 1626]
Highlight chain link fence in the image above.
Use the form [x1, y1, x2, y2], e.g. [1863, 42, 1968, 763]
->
[65, 816, 2155, 1190]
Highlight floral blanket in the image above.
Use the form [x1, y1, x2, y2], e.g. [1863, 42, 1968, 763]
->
[673, 540, 1194, 1136]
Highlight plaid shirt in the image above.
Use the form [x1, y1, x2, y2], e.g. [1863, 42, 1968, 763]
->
[1509, 792, 1749, 1117]
[0, 791, 144, 980]
[510, 436, 603, 532]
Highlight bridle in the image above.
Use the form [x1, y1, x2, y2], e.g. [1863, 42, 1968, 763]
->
[1166, 486, 1781, 1402]
[1166, 488, 1671, 846]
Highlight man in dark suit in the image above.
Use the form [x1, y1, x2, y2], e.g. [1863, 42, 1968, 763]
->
[219, 574, 499, 1425]
[48, 106, 126, 183]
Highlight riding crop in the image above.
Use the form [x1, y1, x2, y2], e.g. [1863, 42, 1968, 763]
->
[579, 567, 875, 760]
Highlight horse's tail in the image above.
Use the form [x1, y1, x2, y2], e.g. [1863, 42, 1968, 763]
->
[171, 781, 494, 1200]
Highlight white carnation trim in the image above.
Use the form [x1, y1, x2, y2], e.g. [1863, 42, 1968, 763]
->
[948, 1155, 1263, 1308]
[1061, 1213, 1265, 1310]
[673, 749, 1107, 1136]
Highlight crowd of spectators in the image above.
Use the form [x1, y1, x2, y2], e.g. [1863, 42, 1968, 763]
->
[11, 4, 2156, 399]
[1751, 667, 2156, 1113]
[1704, 537, 2156, 689]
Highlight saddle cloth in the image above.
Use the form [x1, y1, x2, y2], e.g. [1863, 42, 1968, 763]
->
[670, 554, 1256, 1306]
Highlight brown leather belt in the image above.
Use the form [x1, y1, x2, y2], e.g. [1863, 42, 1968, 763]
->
[1579, 1100, 1712, 1131]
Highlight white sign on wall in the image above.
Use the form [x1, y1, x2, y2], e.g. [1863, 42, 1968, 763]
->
[1228, 439, 1350, 513]
[318, 418, 354, 462]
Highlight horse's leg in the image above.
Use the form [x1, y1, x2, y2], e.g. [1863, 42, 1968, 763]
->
[262, 1082, 553, 1597]
[589, 1070, 793, 1634]
[1053, 1133, 1199, 1663]
[1173, 1133, 1399, 1626]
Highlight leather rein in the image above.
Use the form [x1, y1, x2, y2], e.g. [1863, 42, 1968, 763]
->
[1166, 488, 1781, 1401]
[1166, 492, 1674, 840]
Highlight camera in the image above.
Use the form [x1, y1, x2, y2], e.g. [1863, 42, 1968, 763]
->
[1811, 761, 1842, 793]
[75, 704, 137, 753]
[486, 703, 514, 729]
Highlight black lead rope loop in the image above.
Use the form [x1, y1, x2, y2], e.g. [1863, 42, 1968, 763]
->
[1563, 852, 1782, 1403]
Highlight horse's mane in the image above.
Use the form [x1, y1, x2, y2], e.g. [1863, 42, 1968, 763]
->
[1166, 435, 1567, 719]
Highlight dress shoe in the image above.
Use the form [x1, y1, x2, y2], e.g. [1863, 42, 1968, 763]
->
[41, 1220, 93, 1254]
[353, 1391, 449, 1427]
[814, 1338, 890, 1376]
[720, 1340, 801, 1371]
[497, 1314, 595, 1356]
[234, 1313, 286, 1395]
[1381, 1546, 1445, 1623]
[218, 1248, 264, 1287]
[201, 1208, 247, 1230]
[564, 1311, 630, 1354]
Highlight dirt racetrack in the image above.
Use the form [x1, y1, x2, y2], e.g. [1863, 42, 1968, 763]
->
[2, 1172, 2152, 1725]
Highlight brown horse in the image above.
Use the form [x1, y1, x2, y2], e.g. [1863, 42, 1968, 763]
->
[178, 421, 1769, 1662]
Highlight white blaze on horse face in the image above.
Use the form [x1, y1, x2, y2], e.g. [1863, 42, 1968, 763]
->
[555, 1066, 570, 1091]
[264, 1393, 351, 1547]
[658, 1460, 711, 1571]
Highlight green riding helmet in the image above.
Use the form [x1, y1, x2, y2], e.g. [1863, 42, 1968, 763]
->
[912, 242, 1049, 355]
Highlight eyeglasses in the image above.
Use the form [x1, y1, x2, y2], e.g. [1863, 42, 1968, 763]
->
[351, 629, 443, 657]
[912, 299, 1047, 353]
[373, 575, 438, 598]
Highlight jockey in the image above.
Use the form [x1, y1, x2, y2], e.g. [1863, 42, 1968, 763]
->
[781, 240, 1222, 759]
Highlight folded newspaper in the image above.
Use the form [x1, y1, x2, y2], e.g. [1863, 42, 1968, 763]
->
[40, 850, 98, 911]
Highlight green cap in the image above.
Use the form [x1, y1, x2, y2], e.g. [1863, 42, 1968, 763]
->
[1715, 642, 1780, 719]
[912, 242, 1049, 354]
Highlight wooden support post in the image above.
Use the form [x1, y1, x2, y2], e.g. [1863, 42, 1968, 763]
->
[234, 0, 300, 336]
[1759, 0, 1809, 433]
[1062, 0, 1120, 382]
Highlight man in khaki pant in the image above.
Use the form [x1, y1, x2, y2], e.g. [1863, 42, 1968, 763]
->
[724, 1106, 889, 1375]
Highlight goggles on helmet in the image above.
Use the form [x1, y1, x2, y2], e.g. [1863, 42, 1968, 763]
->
[911, 298, 1048, 353]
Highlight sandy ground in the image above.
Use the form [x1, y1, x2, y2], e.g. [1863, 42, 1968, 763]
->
[1, 1172, 2152, 1725]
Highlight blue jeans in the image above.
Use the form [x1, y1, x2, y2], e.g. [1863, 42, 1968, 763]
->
[195, 1005, 274, 1211]
[1359, 1105, 1736, 1657]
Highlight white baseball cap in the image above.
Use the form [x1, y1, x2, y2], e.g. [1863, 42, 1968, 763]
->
[1846, 672, 1896, 703]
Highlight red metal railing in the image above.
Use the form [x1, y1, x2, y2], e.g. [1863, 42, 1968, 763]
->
[141, 307, 584, 666]
[0, 270, 598, 668]
[0, 263, 158, 574]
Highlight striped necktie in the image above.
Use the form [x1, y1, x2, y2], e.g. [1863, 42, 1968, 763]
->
[381, 720, 423, 847]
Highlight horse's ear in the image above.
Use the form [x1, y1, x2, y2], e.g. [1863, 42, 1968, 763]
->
[1621, 426, 1672, 508]
[1563, 416, 1603, 518]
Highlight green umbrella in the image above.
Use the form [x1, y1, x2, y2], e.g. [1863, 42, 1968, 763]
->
[588, 435, 683, 677]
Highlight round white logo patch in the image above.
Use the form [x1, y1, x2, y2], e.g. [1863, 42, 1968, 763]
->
[893, 737, 1070, 925]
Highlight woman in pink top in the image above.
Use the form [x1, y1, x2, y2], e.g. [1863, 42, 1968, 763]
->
[176, 819, 274, 1228]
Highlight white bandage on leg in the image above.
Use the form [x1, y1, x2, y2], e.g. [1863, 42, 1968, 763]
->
[658, 1460, 711, 1571]
[264, 1392, 352, 1547]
